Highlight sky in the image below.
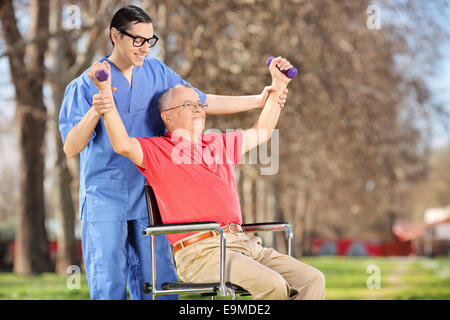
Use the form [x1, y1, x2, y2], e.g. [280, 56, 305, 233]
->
[427, 41, 450, 149]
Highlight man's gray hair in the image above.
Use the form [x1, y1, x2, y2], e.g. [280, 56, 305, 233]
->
[157, 83, 193, 113]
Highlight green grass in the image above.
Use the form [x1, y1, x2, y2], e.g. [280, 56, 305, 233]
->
[0, 257, 449, 300]
[301, 256, 450, 300]
[0, 272, 89, 300]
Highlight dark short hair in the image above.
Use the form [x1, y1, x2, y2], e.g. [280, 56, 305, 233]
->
[109, 5, 152, 46]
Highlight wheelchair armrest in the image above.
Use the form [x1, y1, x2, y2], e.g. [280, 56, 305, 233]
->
[241, 222, 291, 232]
[142, 221, 221, 236]
[242, 222, 294, 257]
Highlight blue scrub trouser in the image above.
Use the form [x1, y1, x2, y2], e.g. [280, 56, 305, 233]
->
[81, 218, 179, 300]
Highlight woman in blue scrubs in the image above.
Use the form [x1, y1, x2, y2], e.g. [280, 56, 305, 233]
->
[59, 5, 287, 300]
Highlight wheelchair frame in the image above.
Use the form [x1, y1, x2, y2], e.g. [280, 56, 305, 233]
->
[141, 185, 294, 300]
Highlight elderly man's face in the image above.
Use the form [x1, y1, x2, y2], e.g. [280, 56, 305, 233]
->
[161, 87, 206, 134]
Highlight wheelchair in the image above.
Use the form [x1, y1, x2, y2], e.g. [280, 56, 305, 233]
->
[141, 184, 294, 300]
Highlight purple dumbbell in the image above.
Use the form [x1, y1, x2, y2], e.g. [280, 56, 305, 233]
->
[95, 69, 109, 82]
[266, 56, 297, 79]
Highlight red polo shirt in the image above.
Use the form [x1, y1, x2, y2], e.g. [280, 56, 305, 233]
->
[135, 130, 243, 245]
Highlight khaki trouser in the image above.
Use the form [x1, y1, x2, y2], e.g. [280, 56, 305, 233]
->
[173, 231, 325, 300]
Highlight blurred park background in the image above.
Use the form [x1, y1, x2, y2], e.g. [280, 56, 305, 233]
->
[0, 0, 449, 299]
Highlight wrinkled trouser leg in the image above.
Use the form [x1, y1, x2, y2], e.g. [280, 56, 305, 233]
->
[174, 232, 325, 300]
[81, 220, 128, 300]
[254, 246, 326, 300]
[126, 218, 178, 300]
[81, 219, 178, 300]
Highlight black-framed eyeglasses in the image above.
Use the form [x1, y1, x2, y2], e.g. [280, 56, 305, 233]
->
[164, 101, 208, 112]
[116, 27, 159, 48]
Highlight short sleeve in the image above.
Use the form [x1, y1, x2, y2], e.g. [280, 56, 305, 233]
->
[134, 137, 161, 182]
[58, 77, 94, 144]
[222, 130, 244, 165]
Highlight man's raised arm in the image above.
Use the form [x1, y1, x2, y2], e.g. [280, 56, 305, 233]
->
[88, 61, 145, 168]
[241, 57, 293, 155]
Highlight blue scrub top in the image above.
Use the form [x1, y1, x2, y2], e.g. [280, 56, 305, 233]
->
[59, 57, 206, 222]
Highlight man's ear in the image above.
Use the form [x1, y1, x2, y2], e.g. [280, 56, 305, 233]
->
[110, 27, 120, 45]
[161, 111, 171, 126]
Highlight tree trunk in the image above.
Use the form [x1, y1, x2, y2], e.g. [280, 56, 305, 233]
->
[242, 172, 255, 223]
[52, 118, 80, 274]
[48, 0, 80, 275]
[256, 179, 274, 247]
[279, 189, 294, 255]
[298, 189, 311, 257]
[1, 0, 53, 274]
[264, 182, 275, 248]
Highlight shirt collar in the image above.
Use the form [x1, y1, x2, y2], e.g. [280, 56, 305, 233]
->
[165, 131, 207, 146]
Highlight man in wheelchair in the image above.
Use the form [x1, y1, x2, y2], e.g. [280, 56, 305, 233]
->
[89, 57, 325, 300]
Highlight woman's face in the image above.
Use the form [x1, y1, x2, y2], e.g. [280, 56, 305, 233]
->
[111, 22, 154, 67]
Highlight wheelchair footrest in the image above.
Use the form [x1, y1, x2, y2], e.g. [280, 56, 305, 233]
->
[161, 281, 249, 295]
[161, 282, 219, 290]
